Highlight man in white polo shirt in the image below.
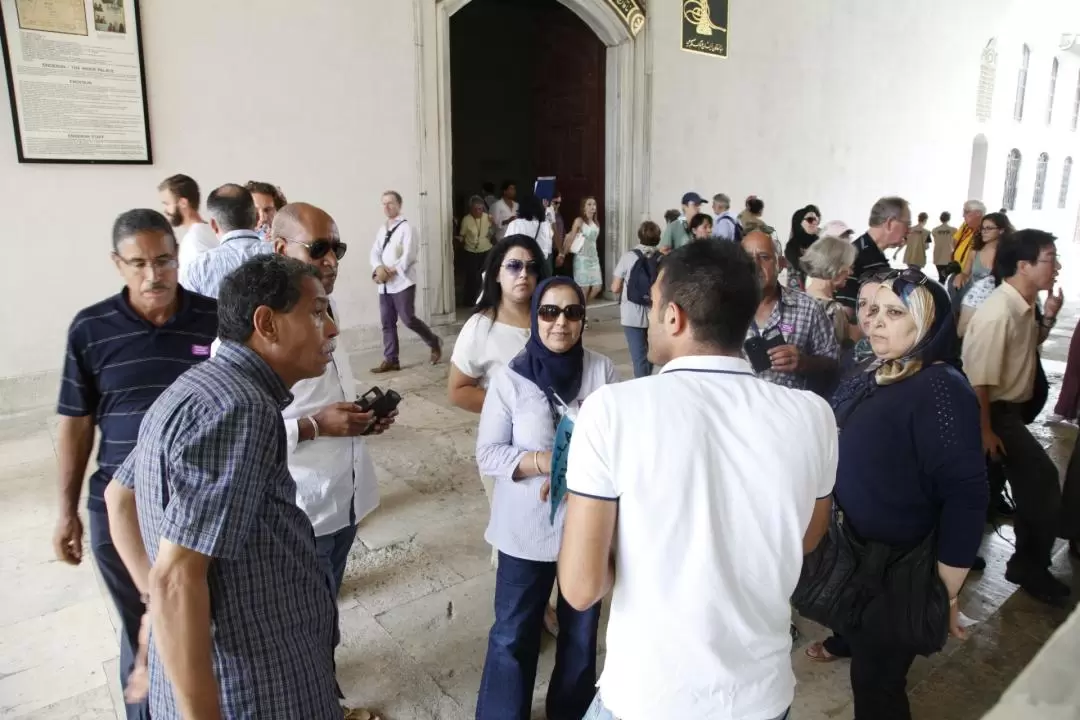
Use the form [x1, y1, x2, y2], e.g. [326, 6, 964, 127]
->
[559, 240, 837, 720]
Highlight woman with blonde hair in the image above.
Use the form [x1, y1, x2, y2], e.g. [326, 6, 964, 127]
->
[564, 196, 603, 302]
[825, 269, 986, 719]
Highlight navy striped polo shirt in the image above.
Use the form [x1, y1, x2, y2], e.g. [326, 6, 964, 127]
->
[58, 286, 218, 511]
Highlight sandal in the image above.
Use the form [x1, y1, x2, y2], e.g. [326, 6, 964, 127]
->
[343, 708, 383, 720]
[805, 641, 838, 663]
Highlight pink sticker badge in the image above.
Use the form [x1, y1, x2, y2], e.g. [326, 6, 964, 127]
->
[192, 344, 211, 357]
[779, 323, 795, 335]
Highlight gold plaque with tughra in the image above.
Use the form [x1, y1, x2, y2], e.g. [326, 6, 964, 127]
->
[683, 0, 727, 36]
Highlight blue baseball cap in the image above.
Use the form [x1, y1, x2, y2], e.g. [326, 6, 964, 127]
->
[681, 192, 704, 206]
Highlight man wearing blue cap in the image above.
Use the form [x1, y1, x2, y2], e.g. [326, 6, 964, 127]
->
[657, 192, 703, 254]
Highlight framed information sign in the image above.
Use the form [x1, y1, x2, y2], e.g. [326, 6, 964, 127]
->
[0, 0, 152, 163]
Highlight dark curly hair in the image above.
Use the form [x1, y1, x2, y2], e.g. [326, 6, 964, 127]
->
[218, 254, 321, 343]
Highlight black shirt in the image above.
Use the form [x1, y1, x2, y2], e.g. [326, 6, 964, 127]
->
[58, 286, 218, 512]
[837, 232, 890, 310]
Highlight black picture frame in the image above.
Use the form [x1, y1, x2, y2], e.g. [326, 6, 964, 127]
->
[0, 0, 153, 164]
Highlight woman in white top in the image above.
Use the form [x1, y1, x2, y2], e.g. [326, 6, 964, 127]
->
[505, 195, 555, 276]
[475, 277, 617, 720]
[564, 196, 603, 302]
[449, 234, 548, 573]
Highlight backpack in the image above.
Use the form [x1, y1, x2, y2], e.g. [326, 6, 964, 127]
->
[717, 214, 743, 243]
[626, 250, 661, 306]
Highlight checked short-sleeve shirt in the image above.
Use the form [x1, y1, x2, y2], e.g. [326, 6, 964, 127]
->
[746, 286, 840, 391]
[114, 341, 339, 720]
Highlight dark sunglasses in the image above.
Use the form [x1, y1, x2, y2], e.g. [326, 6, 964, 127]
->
[502, 259, 540, 276]
[287, 238, 347, 261]
[537, 304, 586, 322]
[804, 216, 820, 224]
[884, 267, 929, 286]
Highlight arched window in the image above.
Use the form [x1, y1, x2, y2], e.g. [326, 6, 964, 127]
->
[1046, 57, 1059, 125]
[1014, 44, 1030, 122]
[1061, 157, 1074, 209]
[1073, 69, 1080, 131]
[1003, 149, 1022, 211]
[1033, 152, 1050, 210]
[976, 38, 997, 122]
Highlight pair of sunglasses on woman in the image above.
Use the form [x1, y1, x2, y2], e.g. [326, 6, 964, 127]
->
[537, 304, 587, 322]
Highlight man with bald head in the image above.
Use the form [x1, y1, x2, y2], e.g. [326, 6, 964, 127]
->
[183, 183, 271, 298]
[271, 203, 393, 719]
[741, 230, 839, 395]
[270, 203, 391, 595]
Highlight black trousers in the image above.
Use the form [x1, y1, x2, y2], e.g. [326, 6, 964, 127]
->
[462, 250, 488, 308]
[848, 634, 917, 720]
[991, 402, 1062, 571]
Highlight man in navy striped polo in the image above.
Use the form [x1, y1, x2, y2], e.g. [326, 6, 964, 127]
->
[52, 208, 218, 719]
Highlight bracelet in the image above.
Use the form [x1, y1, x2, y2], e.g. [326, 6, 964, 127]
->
[307, 415, 320, 440]
[532, 451, 542, 476]
[949, 596, 958, 607]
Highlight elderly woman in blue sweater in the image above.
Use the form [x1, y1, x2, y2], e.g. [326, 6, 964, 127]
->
[827, 269, 988, 720]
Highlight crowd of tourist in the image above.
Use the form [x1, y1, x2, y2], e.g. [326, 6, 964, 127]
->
[49, 173, 1080, 720]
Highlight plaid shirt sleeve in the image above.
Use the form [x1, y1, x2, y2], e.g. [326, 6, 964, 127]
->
[805, 298, 841, 360]
[163, 403, 280, 559]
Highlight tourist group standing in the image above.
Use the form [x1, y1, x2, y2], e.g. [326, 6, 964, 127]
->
[50, 171, 1078, 720]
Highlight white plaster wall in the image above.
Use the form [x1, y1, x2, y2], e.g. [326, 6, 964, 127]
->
[0, 0, 419, 382]
[642, 0, 1078, 238]
[2, 0, 1079, 392]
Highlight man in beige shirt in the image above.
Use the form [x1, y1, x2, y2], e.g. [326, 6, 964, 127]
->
[962, 229, 1065, 604]
[899, 212, 931, 268]
[932, 212, 957, 283]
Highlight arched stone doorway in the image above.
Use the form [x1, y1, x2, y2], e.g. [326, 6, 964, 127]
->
[967, 133, 989, 202]
[412, 0, 650, 319]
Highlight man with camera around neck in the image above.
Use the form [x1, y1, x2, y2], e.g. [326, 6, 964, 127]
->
[741, 230, 839, 393]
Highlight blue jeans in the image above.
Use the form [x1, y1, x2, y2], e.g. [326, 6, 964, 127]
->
[476, 552, 601, 720]
[89, 508, 151, 720]
[623, 326, 652, 378]
[583, 693, 791, 720]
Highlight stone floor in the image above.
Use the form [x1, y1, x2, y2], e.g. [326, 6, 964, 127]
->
[2, 293, 1080, 719]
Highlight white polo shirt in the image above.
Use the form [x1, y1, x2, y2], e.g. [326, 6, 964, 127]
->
[566, 354, 837, 720]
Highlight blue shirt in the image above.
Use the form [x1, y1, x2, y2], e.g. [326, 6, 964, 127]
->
[57, 287, 218, 512]
[183, 229, 272, 299]
[834, 364, 988, 567]
[114, 341, 340, 719]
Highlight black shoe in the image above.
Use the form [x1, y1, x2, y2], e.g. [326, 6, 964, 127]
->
[1005, 565, 1070, 605]
[972, 555, 987, 572]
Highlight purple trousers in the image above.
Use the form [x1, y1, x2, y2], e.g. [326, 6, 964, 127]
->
[379, 285, 440, 362]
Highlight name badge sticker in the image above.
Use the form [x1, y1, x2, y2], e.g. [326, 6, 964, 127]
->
[779, 323, 795, 335]
[192, 344, 211, 357]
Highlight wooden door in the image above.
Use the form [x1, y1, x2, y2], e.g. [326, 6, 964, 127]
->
[530, 2, 606, 274]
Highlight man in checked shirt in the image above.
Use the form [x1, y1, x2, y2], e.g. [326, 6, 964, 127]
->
[103, 254, 351, 719]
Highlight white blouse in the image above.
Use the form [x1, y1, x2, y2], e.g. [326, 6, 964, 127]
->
[450, 313, 531, 389]
[476, 349, 618, 561]
[505, 218, 554, 257]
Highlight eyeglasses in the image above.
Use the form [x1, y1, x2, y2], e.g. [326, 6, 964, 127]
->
[981, 225, 1001, 233]
[114, 254, 178, 272]
[884, 267, 929, 286]
[285, 238, 348, 261]
[502, 259, 539, 277]
[804, 216, 820, 224]
[537, 304, 586, 322]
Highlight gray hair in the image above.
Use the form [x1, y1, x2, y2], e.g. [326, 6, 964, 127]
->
[963, 199, 987, 214]
[468, 195, 485, 208]
[712, 193, 731, 209]
[868, 196, 910, 228]
[800, 235, 857, 280]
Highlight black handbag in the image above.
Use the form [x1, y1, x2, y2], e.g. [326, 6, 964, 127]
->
[792, 508, 951, 656]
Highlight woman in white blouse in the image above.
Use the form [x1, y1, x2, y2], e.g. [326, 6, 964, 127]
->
[474, 277, 617, 720]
